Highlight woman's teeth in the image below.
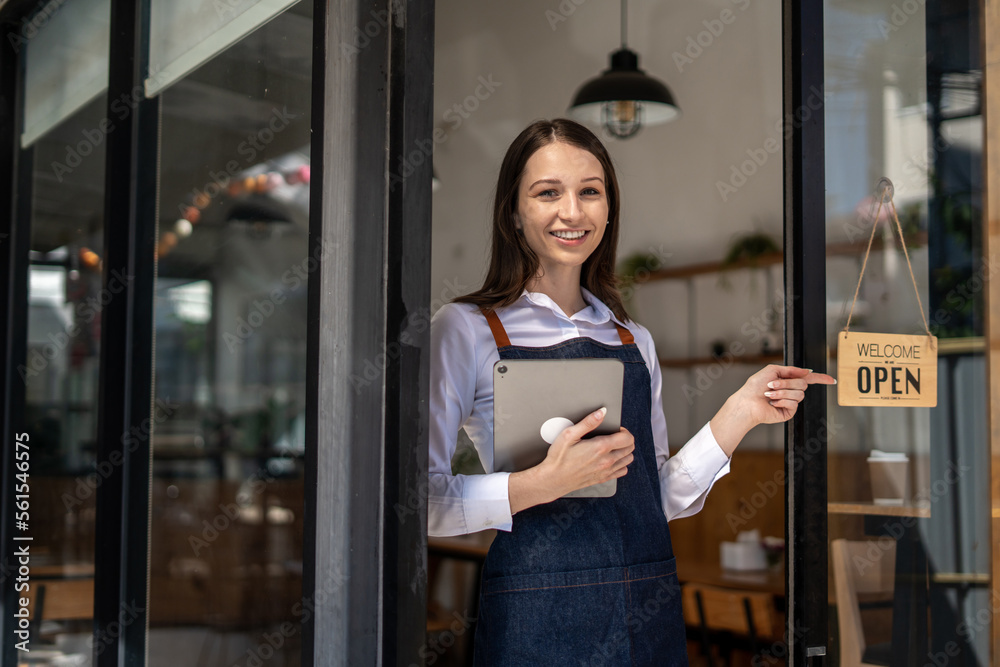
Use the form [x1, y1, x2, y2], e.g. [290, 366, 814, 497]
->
[551, 230, 586, 239]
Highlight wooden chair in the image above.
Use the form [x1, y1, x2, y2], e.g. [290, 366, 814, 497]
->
[830, 538, 895, 667]
[681, 583, 783, 667]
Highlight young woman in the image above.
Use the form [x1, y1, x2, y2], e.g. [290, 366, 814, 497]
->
[428, 118, 834, 665]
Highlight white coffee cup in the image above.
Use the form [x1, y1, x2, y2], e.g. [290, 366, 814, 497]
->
[867, 450, 910, 505]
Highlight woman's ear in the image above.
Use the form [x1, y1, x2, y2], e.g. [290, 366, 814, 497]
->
[514, 214, 522, 230]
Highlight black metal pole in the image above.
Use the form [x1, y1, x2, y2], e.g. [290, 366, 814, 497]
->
[92, 0, 157, 664]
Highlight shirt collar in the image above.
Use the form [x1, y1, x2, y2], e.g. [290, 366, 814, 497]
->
[518, 287, 628, 328]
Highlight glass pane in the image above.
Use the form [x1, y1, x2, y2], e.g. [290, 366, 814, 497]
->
[22, 95, 108, 665]
[824, 0, 987, 663]
[145, 0, 299, 97]
[21, 0, 110, 147]
[146, 2, 312, 664]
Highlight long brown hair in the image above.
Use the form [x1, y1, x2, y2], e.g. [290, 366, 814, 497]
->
[454, 118, 630, 322]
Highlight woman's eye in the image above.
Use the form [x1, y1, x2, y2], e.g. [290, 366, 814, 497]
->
[538, 189, 558, 197]
[583, 188, 600, 195]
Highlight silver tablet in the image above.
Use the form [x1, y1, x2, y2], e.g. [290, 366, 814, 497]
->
[492, 358, 624, 498]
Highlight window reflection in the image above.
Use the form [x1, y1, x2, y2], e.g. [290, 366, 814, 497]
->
[825, 0, 987, 663]
[23, 94, 107, 664]
[147, 4, 311, 664]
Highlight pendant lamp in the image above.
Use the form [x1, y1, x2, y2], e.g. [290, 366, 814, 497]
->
[568, 0, 679, 138]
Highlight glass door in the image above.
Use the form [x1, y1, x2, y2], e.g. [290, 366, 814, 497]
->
[822, 0, 988, 665]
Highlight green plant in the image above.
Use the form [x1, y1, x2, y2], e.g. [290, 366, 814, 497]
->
[616, 251, 665, 312]
[718, 231, 780, 290]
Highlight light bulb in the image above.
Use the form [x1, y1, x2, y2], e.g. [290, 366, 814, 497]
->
[603, 100, 643, 139]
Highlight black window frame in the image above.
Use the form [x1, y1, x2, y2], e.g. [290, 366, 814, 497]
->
[0, 0, 434, 664]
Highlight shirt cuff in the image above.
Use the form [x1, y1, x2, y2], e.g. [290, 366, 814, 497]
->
[462, 471, 514, 533]
[673, 422, 731, 490]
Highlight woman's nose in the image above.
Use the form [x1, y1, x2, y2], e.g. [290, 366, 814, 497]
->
[559, 194, 583, 221]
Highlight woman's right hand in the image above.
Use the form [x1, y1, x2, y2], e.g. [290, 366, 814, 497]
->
[508, 407, 635, 515]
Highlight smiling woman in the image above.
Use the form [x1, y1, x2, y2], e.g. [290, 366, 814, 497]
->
[431, 118, 833, 664]
[516, 141, 609, 316]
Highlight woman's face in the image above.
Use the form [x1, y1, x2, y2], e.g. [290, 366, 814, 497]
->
[516, 140, 609, 279]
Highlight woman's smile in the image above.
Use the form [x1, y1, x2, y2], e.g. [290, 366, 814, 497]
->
[549, 229, 590, 245]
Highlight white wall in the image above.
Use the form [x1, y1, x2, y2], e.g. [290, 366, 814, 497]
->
[432, 0, 785, 447]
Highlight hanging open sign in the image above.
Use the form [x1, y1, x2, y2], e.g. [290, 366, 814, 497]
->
[837, 332, 937, 406]
[836, 177, 937, 408]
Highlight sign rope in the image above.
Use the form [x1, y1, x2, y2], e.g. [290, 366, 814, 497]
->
[843, 177, 934, 345]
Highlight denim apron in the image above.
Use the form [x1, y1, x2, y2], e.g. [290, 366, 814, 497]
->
[474, 308, 688, 667]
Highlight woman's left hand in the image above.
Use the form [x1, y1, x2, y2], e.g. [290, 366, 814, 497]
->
[710, 365, 837, 456]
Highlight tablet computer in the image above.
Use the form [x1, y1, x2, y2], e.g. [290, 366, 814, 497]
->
[492, 358, 624, 498]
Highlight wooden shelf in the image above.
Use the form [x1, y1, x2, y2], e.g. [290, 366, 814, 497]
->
[640, 253, 782, 281]
[634, 232, 928, 283]
[827, 501, 930, 518]
[659, 353, 783, 369]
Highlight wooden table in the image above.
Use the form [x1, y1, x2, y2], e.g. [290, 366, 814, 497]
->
[30, 563, 95, 579]
[676, 560, 785, 597]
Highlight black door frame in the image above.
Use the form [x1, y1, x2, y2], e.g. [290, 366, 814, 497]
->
[0, 0, 433, 664]
[302, 0, 432, 664]
[782, 0, 829, 663]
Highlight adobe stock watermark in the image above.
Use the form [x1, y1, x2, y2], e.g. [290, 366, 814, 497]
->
[849, 460, 971, 577]
[672, 0, 753, 73]
[18, 267, 133, 383]
[619, 243, 675, 302]
[582, 575, 683, 666]
[716, 86, 830, 202]
[841, 133, 955, 244]
[410, 607, 476, 666]
[222, 238, 338, 352]
[725, 415, 844, 533]
[349, 278, 472, 392]
[389, 76, 502, 191]
[181, 105, 295, 209]
[878, 0, 925, 39]
[937, 590, 1000, 666]
[61, 397, 180, 511]
[6, 0, 67, 53]
[339, 7, 391, 61]
[233, 571, 351, 667]
[48, 67, 172, 182]
[681, 291, 797, 405]
[544, 0, 590, 31]
[93, 600, 145, 658]
[188, 467, 276, 556]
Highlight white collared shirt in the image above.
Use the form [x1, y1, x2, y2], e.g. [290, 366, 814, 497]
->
[428, 288, 731, 537]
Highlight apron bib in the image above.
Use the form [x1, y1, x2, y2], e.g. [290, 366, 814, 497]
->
[474, 308, 688, 667]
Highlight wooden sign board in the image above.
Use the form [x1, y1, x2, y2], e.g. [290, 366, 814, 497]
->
[837, 332, 937, 407]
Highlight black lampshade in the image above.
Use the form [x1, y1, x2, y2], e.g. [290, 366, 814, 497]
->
[569, 48, 680, 138]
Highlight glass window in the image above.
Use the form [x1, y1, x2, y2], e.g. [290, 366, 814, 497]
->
[20, 38, 110, 667]
[145, 0, 300, 97]
[824, 0, 987, 663]
[146, 3, 312, 664]
[21, 0, 109, 147]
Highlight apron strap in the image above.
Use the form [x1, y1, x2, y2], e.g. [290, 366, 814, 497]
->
[480, 307, 512, 348]
[614, 322, 634, 346]
[479, 306, 634, 348]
